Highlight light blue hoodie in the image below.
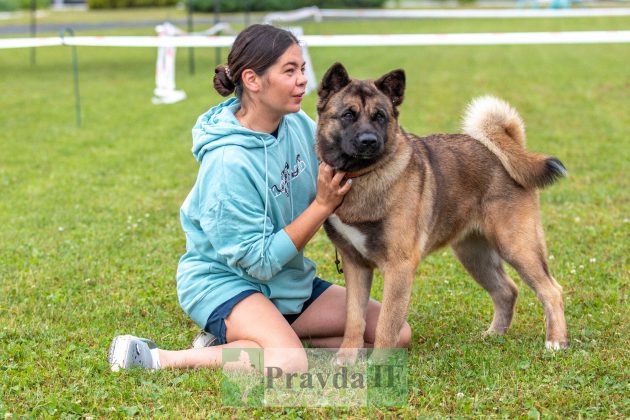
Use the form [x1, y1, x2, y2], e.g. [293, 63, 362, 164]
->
[177, 98, 319, 328]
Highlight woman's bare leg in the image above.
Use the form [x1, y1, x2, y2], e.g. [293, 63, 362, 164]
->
[159, 293, 308, 372]
[291, 285, 412, 348]
[159, 340, 260, 369]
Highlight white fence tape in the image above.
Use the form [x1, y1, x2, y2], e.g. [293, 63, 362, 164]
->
[2, 31, 630, 49]
[0, 37, 63, 48]
[264, 6, 322, 24]
[64, 36, 235, 47]
[317, 7, 630, 19]
[300, 31, 630, 46]
[263, 6, 630, 23]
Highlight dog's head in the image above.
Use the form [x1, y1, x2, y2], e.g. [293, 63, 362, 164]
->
[316, 63, 405, 173]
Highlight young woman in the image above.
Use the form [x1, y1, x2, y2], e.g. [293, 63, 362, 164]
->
[108, 24, 411, 373]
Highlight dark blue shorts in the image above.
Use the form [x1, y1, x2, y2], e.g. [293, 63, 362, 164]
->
[203, 277, 333, 345]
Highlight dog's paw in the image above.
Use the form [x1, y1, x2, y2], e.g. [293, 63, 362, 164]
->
[545, 340, 569, 351]
[367, 348, 391, 365]
[333, 348, 359, 366]
[482, 329, 507, 339]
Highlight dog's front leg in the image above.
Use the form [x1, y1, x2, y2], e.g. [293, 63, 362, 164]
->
[335, 257, 373, 366]
[374, 261, 416, 348]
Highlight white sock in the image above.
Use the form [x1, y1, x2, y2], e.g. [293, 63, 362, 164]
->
[150, 348, 161, 370]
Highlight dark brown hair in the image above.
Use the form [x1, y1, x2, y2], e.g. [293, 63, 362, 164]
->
[213, 24, 299, 98]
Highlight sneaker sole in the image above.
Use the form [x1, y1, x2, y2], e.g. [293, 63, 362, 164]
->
[108, 335, 133, 372]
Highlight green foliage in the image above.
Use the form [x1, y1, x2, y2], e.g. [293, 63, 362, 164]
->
[0, 13, 629, 418]
[0, 0, 18, 11]
[18, 0, 50, 8]
[0, 0, 49, 11]
[190, 0, 387, 13]
[87, 0, 176, 10]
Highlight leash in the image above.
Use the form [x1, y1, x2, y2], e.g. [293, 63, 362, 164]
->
[334, 248, 344, 274]
[332, 169, 371, 274]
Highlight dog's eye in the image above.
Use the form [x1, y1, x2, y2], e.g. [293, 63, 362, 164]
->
[373, 111, 386, 123]
[341, 111, 355, 122]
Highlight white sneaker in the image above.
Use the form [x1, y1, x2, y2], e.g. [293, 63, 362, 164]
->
[191, 331, 218, 348]
[108, 335, 159, 372]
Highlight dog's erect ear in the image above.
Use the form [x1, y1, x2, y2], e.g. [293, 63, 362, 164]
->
[317, 63, 351, 112]
[375, 69, 405, 112]
[319, 63, 351, 97]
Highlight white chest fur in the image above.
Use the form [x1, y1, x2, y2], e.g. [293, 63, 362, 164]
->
[328, 214, 369, 258]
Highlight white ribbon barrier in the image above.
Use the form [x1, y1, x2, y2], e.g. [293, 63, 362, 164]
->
[0, 37, 63, 48]
[262, 7, 630, 23]
[301, 31, 630, 46]
[264, 6, 322, 24]
[316, 7, 630, 19]
[2, 31, 630, 49]
[64, 35, 235, 47]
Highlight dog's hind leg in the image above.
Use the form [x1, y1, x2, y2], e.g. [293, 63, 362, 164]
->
[492, 213, 569, 350]
[452, 233, 519, 336]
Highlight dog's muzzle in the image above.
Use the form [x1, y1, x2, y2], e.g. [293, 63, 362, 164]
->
[356, 132, 382, 156]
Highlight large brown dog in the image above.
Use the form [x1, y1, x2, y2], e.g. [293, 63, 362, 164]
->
[316, 63, 569, 363]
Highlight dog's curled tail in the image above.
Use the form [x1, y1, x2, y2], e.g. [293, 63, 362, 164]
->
[462, 95, 566, 189]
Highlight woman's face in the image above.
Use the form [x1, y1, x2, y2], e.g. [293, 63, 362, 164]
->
[257, 43, 307, 117]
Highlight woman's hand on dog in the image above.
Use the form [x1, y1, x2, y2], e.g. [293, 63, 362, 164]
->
[284, 163, 352, 251]
[315, 162, 352, 214]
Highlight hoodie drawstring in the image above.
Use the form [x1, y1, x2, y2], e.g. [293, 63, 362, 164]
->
[261, 138, 269, 258]
[290, 178, 294, 220]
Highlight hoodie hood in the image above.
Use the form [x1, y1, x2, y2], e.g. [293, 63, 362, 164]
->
[192, 97, 280, 162]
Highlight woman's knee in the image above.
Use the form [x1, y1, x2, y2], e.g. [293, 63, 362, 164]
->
[264, 347, 308, 374]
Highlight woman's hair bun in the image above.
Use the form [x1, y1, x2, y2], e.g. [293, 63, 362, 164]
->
[213, 64, 235, 97]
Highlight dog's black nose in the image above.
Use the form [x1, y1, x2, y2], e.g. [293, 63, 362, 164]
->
[358, 132, 378, 149]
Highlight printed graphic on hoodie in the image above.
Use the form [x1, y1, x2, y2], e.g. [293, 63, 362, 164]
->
[271, 154, 306, 197]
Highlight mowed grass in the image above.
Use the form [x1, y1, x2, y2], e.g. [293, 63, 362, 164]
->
[1, 12, 629, 417]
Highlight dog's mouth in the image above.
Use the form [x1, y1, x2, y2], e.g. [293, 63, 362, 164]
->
[350, 134, 385, 162]
[340, 143, 384, 171]
[318, 133, 385, 172]
[328, 152, 381, 173]
[352, 150, 382, 160]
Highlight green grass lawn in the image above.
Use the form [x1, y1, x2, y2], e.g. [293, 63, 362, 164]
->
[1, 11, 629, 418]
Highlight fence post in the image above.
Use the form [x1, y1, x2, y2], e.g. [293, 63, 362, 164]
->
[60, 28, 81, 128]
[187, 0, 195, 75]
[244, 0, 250, 26]
[30, 0, 36, 66]
[214, 0, 220, 66]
